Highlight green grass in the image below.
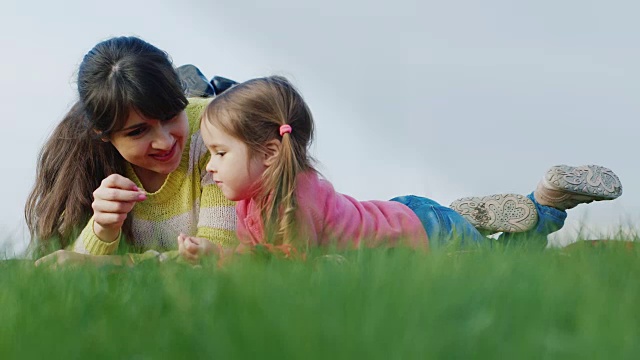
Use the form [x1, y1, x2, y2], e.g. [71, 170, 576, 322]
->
[2, 240, 640, 359]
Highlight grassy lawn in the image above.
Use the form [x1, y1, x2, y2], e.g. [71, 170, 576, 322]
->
[1, 240, 639, 359]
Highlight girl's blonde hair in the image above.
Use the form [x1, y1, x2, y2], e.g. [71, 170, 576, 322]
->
[203, 76, 315, 247]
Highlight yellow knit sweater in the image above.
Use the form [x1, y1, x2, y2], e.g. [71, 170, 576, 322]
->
[70, 98, 236, 260]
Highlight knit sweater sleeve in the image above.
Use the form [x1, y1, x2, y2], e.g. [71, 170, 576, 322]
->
[69, 216, 122, 255]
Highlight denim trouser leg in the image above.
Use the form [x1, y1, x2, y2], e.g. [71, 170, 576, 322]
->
[390, 195, 489, 248]
[499, 192, 567, 244]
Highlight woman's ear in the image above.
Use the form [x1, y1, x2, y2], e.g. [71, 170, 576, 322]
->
[94, 129, 110, 142]
[263, 139, 281, 166]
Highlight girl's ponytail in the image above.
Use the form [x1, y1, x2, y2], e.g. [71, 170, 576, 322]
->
[262, 129, 304, 248]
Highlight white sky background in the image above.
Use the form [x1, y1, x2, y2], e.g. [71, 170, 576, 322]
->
[1, 0, 639, 256]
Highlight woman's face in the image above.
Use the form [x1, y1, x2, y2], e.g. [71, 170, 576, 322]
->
[108, 109, 188, 189]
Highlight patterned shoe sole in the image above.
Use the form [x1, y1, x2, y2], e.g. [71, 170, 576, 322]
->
[544, 165, 623, 199]
[450, 194, 538, 233]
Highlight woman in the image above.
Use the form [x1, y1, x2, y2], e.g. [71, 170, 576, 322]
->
[26, 36, 236, 266]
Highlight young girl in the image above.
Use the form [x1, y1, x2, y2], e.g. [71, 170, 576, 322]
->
[27, 36, 237, 266]
[178, 76, 622, 260]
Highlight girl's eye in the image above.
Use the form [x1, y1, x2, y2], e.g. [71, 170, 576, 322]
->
[215, 151, 226, 157]
[126, 127, 147, 137]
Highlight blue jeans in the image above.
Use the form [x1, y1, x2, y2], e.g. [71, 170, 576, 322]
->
[390, 193, 567, 248]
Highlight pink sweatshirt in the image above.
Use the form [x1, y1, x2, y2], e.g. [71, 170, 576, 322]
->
[235, 171, 429, 250]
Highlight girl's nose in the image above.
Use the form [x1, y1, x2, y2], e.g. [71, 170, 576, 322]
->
[206, 159, 216, 173]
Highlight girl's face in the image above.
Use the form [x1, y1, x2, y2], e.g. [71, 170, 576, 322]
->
[200, 118, 267, 201]
[109, 109, 188, 189]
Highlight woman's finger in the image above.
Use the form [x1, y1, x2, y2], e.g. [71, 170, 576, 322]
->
[94, 187, 146, 203]
[93, 212, 128, 227]
[34, 253, 54, 267]
[34, 250, 82, 268]
[101, 174, 140, 191]
[92, 198, 137, 214]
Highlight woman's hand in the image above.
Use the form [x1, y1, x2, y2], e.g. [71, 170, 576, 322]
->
[177, 234, 218, 263]
[92, 174, 147, 242]
[34, 250, 133, 268]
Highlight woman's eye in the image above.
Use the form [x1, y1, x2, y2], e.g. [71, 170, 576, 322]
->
[216, 151, 226, 157]
[126, 127, 147, 137]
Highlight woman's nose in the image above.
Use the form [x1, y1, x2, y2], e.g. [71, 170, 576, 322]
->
[152, 126, 174, 150]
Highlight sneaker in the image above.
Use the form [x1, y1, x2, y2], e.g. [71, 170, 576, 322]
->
[450, 194, 538, 233]
[177, 64, 215, 97]
[534, 165, 622, 210]
[211, 76, 238, 95]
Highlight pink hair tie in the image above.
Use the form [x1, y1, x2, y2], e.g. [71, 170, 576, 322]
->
[279, 124, 292, 136]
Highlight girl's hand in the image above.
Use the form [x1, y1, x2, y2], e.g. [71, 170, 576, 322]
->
[177, 234, 217, 263]
[92, 174, 147, 242]
[34, 250, 133, 268]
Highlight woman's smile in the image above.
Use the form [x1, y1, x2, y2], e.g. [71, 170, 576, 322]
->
[150, 142, 178, 162]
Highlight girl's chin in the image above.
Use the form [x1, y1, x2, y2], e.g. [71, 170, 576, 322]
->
[226, 194, 244, 202]
[225, 191, 251, 202]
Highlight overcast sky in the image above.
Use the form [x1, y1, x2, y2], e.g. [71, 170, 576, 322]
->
[2, 0, 638, 255]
